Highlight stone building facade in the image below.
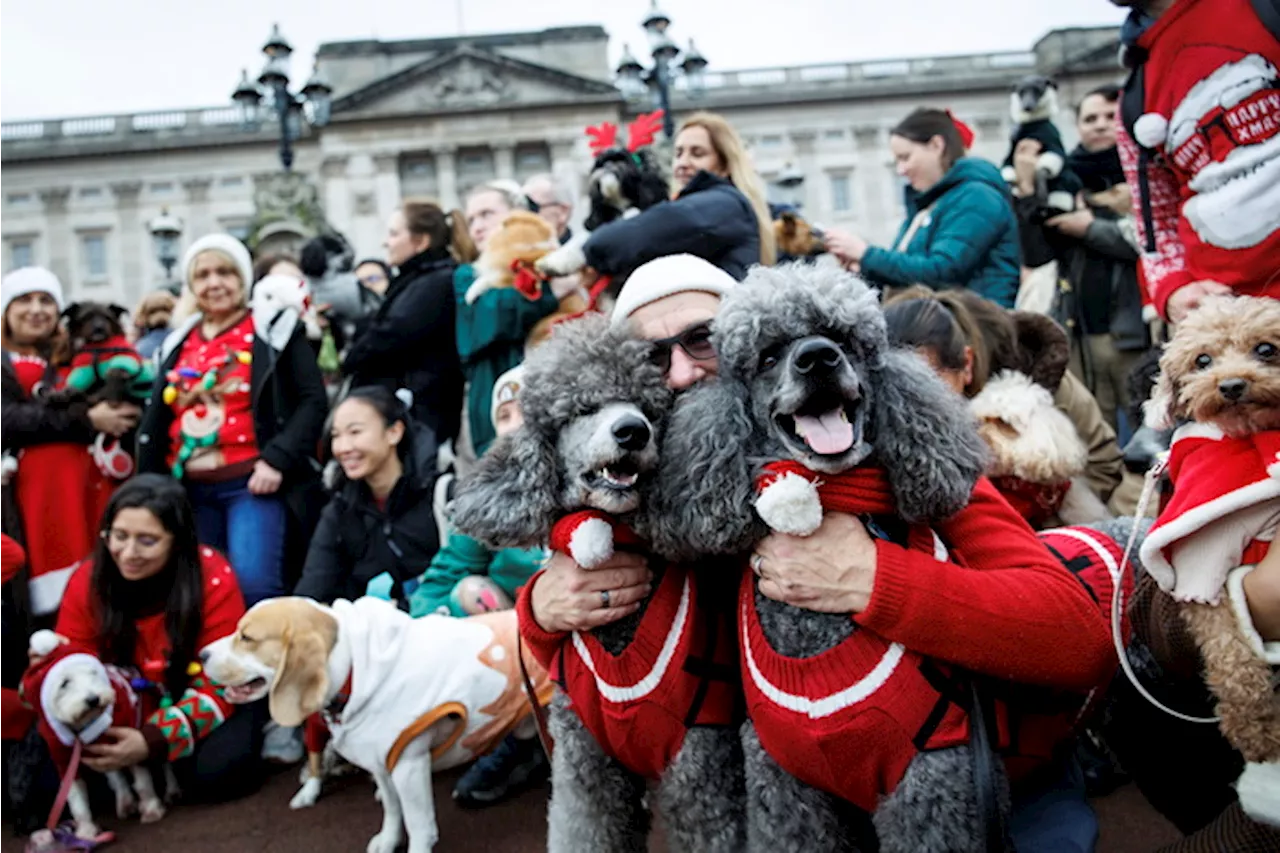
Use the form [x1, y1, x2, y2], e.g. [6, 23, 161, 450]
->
[1, 24, 1122, 309]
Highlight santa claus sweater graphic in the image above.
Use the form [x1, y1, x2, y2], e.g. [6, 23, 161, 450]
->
[1118, 0, 1280, 315]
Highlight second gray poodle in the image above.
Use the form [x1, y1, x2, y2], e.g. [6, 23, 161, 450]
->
[655, 261, 1009, 853]
[449, 313, 745, 853]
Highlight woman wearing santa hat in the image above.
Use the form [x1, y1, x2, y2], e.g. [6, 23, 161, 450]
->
[1, 267, 141, 620]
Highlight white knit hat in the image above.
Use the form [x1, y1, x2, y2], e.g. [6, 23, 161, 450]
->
[491, 364, 525, 426]
[1, 267, 65, 316]
[180, 234, 254, 292]
[609, 254, 737, 325]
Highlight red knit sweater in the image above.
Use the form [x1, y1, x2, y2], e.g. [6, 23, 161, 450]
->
[24, 549, 246, 761]
[517, 511, 741, 780]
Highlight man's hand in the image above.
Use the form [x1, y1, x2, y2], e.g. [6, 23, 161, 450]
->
[1045, 209, 1095, 239]
[247, 460, 284, 495]
[1166, 280, 1233, 324]
[529, 550, 652, 633]
[83, 727, 150, 772]
[88, 401, 141, 437]
[1013, 138, 1043, 197]
[752, 512, 878, 613]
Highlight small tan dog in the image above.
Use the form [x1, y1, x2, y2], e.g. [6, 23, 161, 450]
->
[773, 211, 824, 260]
[1140, 294, 1280, 826]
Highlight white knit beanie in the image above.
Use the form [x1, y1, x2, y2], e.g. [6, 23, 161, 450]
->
[609, 254, 737, 325]
[1, 267, 65, 316]
[491, 364, 525, 426]
[180, 234, 254, 292]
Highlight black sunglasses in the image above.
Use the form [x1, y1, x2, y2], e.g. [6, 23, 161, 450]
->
[649, 322, 715, 372]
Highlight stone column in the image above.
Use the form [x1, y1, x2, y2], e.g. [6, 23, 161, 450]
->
[182, 177, 214, 239]
[372, 153, 402, 226]
[436, 147, 458, 211]
[549, 139, 583, 229]
[109, 181, 145, 304]
[38, 187, 72, 289]
[321, 155, 353, 240]
[790, 132, 818, 212]
[851, 126, 884, 227]
[493, 144, 515, 182]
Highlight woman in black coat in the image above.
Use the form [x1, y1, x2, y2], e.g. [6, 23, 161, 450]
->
[579, 111, 776, 281]
[342, 199, 473, 449]
[136, 234, 327, 605]
[293, 387, 440, 608]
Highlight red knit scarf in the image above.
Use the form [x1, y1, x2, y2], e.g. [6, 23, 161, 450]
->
[758, 460, 897, 515]
[988, 475, 1070, 528]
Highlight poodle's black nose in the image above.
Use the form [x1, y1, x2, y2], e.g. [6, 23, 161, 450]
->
[1219, 378, 1248, 401]
[793, 338, 842, 376]
[84, 695, 101, 709]
[612, 416, 651, 451]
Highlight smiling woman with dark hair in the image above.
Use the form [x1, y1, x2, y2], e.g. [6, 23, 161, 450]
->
[22, 474, 264, 810]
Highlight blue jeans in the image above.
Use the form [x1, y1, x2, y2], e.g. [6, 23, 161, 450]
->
[187, 475, 286, 606]
[1009, 755, 1099, 853]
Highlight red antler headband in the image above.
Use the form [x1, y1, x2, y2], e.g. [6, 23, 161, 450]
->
[625, 110, 665, 151]
[586, 123, 620, 157]
[945, 109, 975, 150]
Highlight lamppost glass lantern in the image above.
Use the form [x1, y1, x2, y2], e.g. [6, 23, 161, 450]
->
[618, 2, 709, 139]
[641, 0, 672, 44]
[148, 208, 183, 284]
[232, 69, 262, 130]
[775, 162, 807, 209]
[301, 64, 333, 127]
[615, 45, 647, 101]
[681, 40, 708, 96]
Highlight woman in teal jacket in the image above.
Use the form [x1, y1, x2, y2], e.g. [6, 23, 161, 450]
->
[825, 108, 1021, 308]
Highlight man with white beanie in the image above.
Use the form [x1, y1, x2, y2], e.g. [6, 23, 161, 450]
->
[609, 253, 737, 392]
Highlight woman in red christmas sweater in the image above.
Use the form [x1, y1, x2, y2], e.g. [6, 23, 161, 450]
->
[22, 474, 263, 805]
[136, 234, 327, 607]
[1, 268, 141, 618]
[523, 265, 1117, 851]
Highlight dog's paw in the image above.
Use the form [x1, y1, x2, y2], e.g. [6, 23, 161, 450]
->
[138, 798, 166, 824]
[756, 473, 823, 536]
[568, 517, 615, 569]
[163, 765, 182, 804]
[114, 789, 138, 819]
[1238, 761, 1280, 827]
[290, 777, 323, 810]
[535, 245, 586, 278]
[464, 278, 495, 306]
[73, 820, 103, 841]
[367, 828, 404, 853]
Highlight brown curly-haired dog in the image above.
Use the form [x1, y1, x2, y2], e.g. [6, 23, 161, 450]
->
[1145, 295, 1280, 795]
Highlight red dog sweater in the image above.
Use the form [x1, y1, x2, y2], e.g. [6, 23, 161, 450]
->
[517, 510, 741, 780]
[742, 463, 1007, 812]
[1140, 425, 1280, 603]
[31, 646, 142, 774]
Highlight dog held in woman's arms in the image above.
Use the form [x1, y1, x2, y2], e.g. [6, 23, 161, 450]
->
[651, 260, 1014, 853]
[449, 312, 746, 853]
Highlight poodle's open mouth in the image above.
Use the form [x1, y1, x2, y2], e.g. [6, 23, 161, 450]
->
[775, 393, 864, 457]
[221, 677, 268, 704]
[583, 456, 643, 492]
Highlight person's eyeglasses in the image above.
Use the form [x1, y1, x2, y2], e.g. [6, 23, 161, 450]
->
[358, 273, 387, 288]
[649, 322, 715, 372]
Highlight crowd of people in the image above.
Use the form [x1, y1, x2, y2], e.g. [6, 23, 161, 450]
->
[2, 1, 1278, 847]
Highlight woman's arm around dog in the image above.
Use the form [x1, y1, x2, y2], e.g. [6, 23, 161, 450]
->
[756, 477, 1115, 691]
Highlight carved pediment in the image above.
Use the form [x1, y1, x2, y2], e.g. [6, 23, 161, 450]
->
[332, 47, 620, 117]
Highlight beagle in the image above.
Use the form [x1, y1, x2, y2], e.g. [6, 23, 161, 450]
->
[200, 596, 551, 853]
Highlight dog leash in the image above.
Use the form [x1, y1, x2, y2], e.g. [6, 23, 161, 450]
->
[516, 633, 554, 760]
[27, 739, 115, 851]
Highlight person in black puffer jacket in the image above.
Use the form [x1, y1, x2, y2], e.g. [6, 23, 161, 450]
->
[578, 111, 776, 283]
[294, 386, 440, 608]
[342, 199, 473, 450]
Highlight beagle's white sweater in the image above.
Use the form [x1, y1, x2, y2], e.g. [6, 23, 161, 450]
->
[327, 597, 529, 772]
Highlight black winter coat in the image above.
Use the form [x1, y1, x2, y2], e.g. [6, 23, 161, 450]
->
[137, 315, 327, 519]
[1, 352, 96, 453]
[341, 248, 463, 445]
[582, 171, 760, 281]
[292, 421, 440, 607]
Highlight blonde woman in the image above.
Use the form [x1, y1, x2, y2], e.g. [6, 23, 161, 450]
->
[563, 111, 776, 281]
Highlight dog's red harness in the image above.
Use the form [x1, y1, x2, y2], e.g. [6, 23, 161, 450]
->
[742, 463, 1009, 812]
[546, 511, 741, 780]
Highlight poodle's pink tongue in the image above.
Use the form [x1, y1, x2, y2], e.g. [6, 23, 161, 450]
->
[794, 410, 853, 455]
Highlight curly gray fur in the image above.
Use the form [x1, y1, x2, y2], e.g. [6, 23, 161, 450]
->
[657, 727, 748, 852]
[872, 747, 1011, 853]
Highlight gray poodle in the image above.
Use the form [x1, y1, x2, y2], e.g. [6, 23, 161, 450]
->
[654, 261, 1009, 853]
[448, 312, 745, 853]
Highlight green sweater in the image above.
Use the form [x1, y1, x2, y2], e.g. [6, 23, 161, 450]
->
[453, 264, 560, 456]
[409, 531, 545, 618]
